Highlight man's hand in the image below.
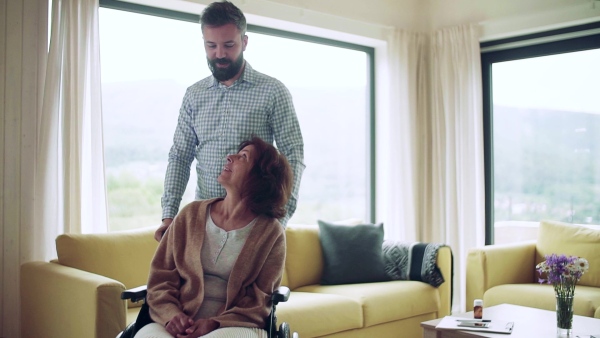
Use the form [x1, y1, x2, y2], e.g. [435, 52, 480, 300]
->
[165, 313, 193, 336]
[154, 218, 173, 242]
[176, 319, 219, 338]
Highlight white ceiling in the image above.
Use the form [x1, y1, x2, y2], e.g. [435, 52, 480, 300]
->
[166, 0, 600, 41]
[264, 0, 599, 33]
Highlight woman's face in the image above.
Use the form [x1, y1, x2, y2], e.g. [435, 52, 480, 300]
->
[218, 144, 257, 191]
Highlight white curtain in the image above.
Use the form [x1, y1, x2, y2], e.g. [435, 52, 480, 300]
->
[384, 29, 429, 241]
[35, 0, 107, 261]
[429, 24, 485, 312]
[386, 24, 485, 312]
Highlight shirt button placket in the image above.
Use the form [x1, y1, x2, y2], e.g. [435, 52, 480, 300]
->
[221, 88, 229, 136]
[214, 230, 227, 263]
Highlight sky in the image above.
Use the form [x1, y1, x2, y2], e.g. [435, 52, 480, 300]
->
[493, 48, 600, 115]
[98, 8, 367, 88]
[99, 7, 598, 114]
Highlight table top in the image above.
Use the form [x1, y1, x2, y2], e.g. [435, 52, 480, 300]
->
[421, 304, 600, 338]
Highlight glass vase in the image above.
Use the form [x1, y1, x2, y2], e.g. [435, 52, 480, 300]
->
[555, 295, 574, 337]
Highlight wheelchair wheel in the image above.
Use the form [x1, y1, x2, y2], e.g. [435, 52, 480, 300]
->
[278, 322, 290, 338]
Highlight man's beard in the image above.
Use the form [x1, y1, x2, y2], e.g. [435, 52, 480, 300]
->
[207, 52, 244, 82]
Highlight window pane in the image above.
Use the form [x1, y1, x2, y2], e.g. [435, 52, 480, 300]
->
[492, 49, 600, 244]
[99, 8, 370, 231]
[100, 8, 206, 231]
[244, 33, 369, 224]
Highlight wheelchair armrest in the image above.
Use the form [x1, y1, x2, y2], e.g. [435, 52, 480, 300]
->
[271, 286, 290, 305]
[121, 285, 147, 303]
[122, 284, 289, 304]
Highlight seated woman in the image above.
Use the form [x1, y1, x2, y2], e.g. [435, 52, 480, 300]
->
[135, 136, 293, 338]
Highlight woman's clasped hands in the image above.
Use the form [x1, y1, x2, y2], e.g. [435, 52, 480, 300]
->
[165, 313, 219, 338]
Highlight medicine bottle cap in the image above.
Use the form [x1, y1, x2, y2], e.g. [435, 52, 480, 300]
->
[474, 299, 483, 306]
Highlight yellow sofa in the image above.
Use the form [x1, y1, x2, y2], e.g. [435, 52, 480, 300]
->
[21, 224, 452, 338]
[466, 220, 600, 318]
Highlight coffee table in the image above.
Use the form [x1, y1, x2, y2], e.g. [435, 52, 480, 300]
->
[421, 303, 600, 337]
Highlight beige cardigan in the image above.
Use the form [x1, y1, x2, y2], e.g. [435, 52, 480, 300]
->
[146, 198, 286, 330]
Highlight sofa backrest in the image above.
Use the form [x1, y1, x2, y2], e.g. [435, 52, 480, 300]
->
[283, 225, 323, 290]
[54, 220, 364, 298]
[56, 227, 158, 292]
[536, 220, 600, 288]
[283, 219, 364, 290]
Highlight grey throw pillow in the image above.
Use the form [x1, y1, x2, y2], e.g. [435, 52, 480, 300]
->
[318, 220, 390, 285]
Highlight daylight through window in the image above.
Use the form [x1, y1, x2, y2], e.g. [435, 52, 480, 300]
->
[99, 5, 373, 231]
[482, 30, 600, 245]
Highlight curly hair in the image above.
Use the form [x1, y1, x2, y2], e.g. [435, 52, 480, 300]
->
[200, 1, 247, 36]
[238, 137, 293, 219]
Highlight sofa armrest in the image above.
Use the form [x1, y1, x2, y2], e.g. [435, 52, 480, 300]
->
[465, 240, 537, 310]
[21, 261, 126, 338]
[436, 246, 452, 317]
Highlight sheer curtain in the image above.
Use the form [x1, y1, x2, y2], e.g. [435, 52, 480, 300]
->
[428, 24, 485, 311]
[386, 24, 485, 312]
[384, 29, 429, 241]
[34, 0, 107, 261]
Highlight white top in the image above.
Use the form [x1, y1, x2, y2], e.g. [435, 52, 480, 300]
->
[194, 207, 257, 320]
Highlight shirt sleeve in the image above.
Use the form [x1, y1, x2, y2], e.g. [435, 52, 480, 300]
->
[161, 89, 198, 220]
[269, 82, 305, 226]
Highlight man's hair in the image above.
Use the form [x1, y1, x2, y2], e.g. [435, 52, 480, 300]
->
[238, 136, 293, 219]
[200, 1, 247, 36]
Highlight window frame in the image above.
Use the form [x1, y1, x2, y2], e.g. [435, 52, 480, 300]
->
[98, 0, 377, 223]
[481, 22, 600, 245]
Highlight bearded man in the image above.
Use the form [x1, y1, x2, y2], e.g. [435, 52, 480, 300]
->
[156, 0, 305, 241]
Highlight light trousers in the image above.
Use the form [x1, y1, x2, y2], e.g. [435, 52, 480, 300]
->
[134, 323, 268, 338]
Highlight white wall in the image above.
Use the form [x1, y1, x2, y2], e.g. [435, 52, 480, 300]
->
[180, 0, 600, 38]
[166, 0, 600, 40]
[430, 0, 600, 40]
[2, 0, 599, 337]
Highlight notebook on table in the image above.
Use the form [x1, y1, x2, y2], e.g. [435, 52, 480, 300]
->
[435, 316, 515, 334]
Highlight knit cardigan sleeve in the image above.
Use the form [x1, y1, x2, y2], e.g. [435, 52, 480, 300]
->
[146, 199, 213, 325]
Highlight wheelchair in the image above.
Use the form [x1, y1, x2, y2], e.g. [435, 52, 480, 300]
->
[118, 285, 298, 338]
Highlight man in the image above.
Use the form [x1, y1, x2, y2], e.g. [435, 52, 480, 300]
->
[155, 0, 304, 241]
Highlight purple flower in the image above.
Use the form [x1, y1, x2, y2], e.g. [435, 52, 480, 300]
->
[535, 254, 589, 298]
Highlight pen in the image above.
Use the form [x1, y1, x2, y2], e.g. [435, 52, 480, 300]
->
[456, 319, 491, 323]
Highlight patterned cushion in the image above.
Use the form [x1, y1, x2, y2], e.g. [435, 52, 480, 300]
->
[382, 241, 447, 287]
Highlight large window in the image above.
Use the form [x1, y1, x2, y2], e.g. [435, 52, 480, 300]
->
[482, 23, 600, 244]
[98, 1, 374, 231]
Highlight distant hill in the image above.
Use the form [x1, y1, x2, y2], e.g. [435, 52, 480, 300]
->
[102, 79, 368, 197]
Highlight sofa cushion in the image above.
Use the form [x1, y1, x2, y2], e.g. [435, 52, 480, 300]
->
[56, 227, 158, 293]
[275, 291, 363, 338]
[297, 281, 441, 327]
[484, 283, 600, 318]
[536, 221, 600, 287]
[382, 241, 447, 287]
[318, 220, 389, 285]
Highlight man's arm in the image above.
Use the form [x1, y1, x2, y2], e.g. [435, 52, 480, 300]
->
[270, 82, 305, 226]
[158, 90, 197, 240]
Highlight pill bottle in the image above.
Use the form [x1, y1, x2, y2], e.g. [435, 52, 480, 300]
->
[473, 299, 483, 319]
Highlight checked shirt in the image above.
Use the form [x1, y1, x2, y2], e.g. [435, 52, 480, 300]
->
[161, 62, 305, 225]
